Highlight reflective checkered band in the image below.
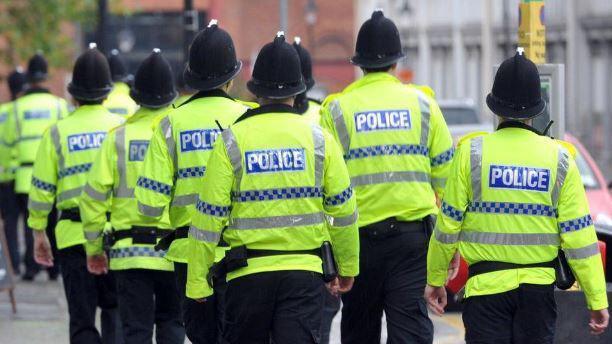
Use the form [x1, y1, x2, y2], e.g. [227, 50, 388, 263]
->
[177, 166, 206, 179]
[468, 202, 557, 217]
[136, 176, 171, 196]
[324, 187, 353, 206]
[31, 177, 56, 193]
[196, 199, 230, 217]
[109, 246, 165, 259]
[344, 144, 428, 160]
[559, 214, 593, 233]
[58, 163, 92, 179]
[233, 187, 322, 202]
[431, 148, 455, 167]
[441, 201, 464, 222]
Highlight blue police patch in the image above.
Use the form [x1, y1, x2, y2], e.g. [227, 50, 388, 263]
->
[245, 148, 306, 174]
[108, 108, 129, 115]
[179, 129, 221, 152]
[0, 112, 7, 123]
[354, 109, 411, 132]
[489, 165, 550, 192]
[24, 109, 51, 120]
[128, 140, 150, 161]
[67, 132, 107, 152]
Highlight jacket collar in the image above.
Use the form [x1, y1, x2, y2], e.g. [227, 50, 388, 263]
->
[128, 106, 169, 122]
[496, 120, 541, 135]
[178, 89, 234, 108]
[24, 87, 50, 95]
[235, 103, 299, 124]
[343, 72, 400, 94]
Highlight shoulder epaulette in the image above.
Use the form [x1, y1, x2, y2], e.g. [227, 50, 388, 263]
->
[457, 131, 489, 148]
[236, 99, 259, 109]
[554, 139, 578, 159]
[321, 92, 342, 108]
[408, 84, 436, 99]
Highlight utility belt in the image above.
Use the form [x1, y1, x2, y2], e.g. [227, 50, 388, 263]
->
[208, 241, 338, 286]
[103, 226, 174, 249]
[467, 250, 575, 290]
[360, 215, 435, 240]
[20, 162, 34, 167]
[59, 208, 110, 223]
[154, 226, 230, 251]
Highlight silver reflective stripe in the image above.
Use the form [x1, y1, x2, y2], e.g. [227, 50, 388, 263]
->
[222, 129, 242, 192]
[160, 117, 178, 169]
[57, 187, 83, 203]
[351, 171, 429, 187]
[431, 177, 447, 190]
[312, 124, 325, 187]
[50, 124, 65, 170]
[109, 246, 166, 259]
[434, 227, 460, 244]
[329, 210, 358, 227]
[113, 127, 132, 198]
[417, 93, 431, 146]
[470, 136, 483, 202]
[84, 183, 110, 201]
[28, 199, 54, 211]
[172, 193, 197, 206]
[460, 231, 559, 246]
[84, 231, 102, 241]
[13, 100, 21, 139]
[56, 98, 62, 120]
[564, 242, 600, 260]
[138, 201, 165, 217]
[229, 212, 325, 230]
[551, 148, 569, 207]
[189, 225, 221, 243]
[330, 100, 350, 153]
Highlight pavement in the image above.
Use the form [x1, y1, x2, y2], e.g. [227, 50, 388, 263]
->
[0, 275, 465, 344]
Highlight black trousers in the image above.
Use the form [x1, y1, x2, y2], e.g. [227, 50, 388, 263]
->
[341, 223, 433, 344]
[463, 283, 557, 344]
[321, 291, 341, 344]
[56, 245, 123, 344]
[16, 193, 59, 277]
[0, 182, 20, 273]
[115, 269, 184, 344]
[174, 262, 225, 344]
[223, 270, 325, 344]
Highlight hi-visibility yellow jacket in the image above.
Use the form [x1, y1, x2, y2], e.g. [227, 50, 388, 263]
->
[186, 103, 360, 299]
[134, 89, 253, 263]
[427, 122, 608, 310]
[3, 89, 70, 194]
[0, 102, 17, 182]
[302, 99, 322, 124]
[80, 107, 173, 271]
[320, 72, 454, 226]
[28, 104, 124, 249]
[103, 82, 138, 117]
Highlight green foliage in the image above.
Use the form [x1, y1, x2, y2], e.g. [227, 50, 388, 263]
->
[0, 0, 97, 68]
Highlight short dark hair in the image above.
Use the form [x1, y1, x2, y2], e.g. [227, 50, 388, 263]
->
[362, 65, 394, 73]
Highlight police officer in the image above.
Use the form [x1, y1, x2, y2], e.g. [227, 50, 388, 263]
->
[0, 68, 26, 274]
[135, 19, 251, 343]
[320, 10, 453, 343]
[173, 65, 195, 108]
[81, 49, 184, 344]
[3, 52, 70, 281]
[292, 37, 322, 123]
[425, 51, 609, 343]
[104, 49, 138, 117]
[186, 31, 359, 344]
[29, 43, 124, 344]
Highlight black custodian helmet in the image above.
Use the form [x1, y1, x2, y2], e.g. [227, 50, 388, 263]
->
[247, 32, 306, 99]
[107, 49, 132, 83]
[130, 48, 177, 108]
[67, 43, 113, 101]
[7, 67, 26, 99]
[183, 19, 242, 91]
[27, 53, 48, 83]
[351, 10, 405, 68]
[292, 37, 315, 91]
[486, 49, 546, 119]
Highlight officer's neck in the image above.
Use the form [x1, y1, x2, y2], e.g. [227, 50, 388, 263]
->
[259, 97, 294, 107]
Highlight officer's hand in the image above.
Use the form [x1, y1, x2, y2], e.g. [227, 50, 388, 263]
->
[589, 309, 609, 335]
[87, 254, 108, 275]
[327, 276, 355, 296]
[424, 284, 447, 316]
[33, 230, 54, 267]
[446, 251, 461, 282]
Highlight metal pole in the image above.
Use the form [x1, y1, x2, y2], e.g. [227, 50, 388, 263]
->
[184, 0, 197, 66]
[417, 0, 430, 85]
[481, 0, 493, 119]
[97, 0, 108, 53]
[451, 0, 464, 98]
[279, 0, 288, 32]
[502, 0, 512, 56]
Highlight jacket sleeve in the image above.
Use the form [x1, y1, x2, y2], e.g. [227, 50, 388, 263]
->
[321, 131, 359, 277]
[426, 140, 471, 286]
[557, 151, 608, 310]
[319, 95, 345, 154]
[80, 131, 116, 256]
[426, 97, 454, 198]
[186, 137, 233, 299]
[134, 117, 175, 219]
[27, 127, 58, 231]
[3, 102, 18, 159]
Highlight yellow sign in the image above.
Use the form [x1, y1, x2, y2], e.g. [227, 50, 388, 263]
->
[518, 0, 546, 64]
